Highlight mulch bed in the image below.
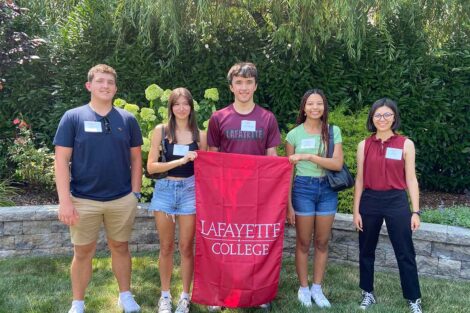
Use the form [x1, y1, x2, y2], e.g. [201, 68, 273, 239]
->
[7, 185, 470, 209]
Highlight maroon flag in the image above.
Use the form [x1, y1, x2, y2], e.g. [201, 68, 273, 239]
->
[192, 151, 292, 307]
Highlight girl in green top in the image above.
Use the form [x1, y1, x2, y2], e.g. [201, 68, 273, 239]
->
[286, 89, 344, 308]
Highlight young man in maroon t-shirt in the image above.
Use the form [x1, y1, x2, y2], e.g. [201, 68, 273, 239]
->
[207, 62, 281, 156]
[206, 62, 281, 311]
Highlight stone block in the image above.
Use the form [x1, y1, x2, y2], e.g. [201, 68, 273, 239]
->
[371, 248, 388, 266]
[413, 223, 447, 243]
[132, 219, 156, 231]
[31, 206, 59, 220]
[413, 239, 432, 256]
[416, 255, 438, 275]
[284, 227, 296, 239]
[460, 261, 470, 279]
[15, 233, 64, 250]
[376, 235, 393, 251]
[51, 221, 68, 233]
[130, 230, 157, 245]
[0, 250, 16, 258]
[328, 243, 348, 260]
[60, 232, 72, 247]
[0, 207, 36, 221]
[22, 221, 52, 235]
[384, 250, 398, 268]
[137, 243, 159, 252]
[446, 226, 470, 246]
[0, 222, 3, 236]
[3, 221, 23, 235]
[438, 258, 461, 277]
[432, 242, 470, 261]
[331, 229, 358, 246]
[129, 244, 138, 253]
[0, 236, 15, 250]
[31, 247, 72, 257]
[333, 214, 355, 230]
[347, 245, 359, 262]
[0, 249, 33, 258]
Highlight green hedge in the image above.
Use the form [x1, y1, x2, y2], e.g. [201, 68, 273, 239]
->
[1, 1, 469, 192]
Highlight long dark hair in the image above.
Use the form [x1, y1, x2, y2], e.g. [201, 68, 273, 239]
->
[295, 89, 330, 156]
[167, 87, 200, 143]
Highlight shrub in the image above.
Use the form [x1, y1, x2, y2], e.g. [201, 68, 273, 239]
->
[118, 84, 217, 201]
[421, 206, 470, 229]
[8, 121, 55, 190]
[0, 179, 17, 207]
[328, 106, 370, 213]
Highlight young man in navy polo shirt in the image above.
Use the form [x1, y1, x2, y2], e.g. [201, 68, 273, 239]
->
[54, 64, 143, 313]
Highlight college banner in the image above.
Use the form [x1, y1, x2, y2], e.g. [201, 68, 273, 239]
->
[192, 151, 292, 308]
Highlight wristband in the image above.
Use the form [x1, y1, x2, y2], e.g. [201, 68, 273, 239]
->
[412, 211, 421, 216]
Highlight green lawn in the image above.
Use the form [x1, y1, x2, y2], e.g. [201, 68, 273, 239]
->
[0, 253, 469, 313]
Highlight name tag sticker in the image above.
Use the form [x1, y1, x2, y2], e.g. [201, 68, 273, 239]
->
[241, 120, 256, 132]
[84, 121, 102, 133]
[173, 144, 189, 156]
[385, 147, 403, 160]
[300, 138, 316, 149]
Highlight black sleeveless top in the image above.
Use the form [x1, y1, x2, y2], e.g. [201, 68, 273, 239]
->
[164, 139, 199, 177]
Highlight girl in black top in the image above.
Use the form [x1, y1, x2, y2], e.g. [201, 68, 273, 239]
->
[147, 87, 207, 313]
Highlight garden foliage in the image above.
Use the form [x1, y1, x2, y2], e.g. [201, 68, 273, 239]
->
[1, 0, 469, 192]
[115, 84, 218, 202]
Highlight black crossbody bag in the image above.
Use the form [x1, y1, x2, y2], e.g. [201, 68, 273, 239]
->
[326, 125, 354, 191]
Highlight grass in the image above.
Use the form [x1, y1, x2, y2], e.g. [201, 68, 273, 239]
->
[1, 253, 469, 313]
[421, 206, 470, 228]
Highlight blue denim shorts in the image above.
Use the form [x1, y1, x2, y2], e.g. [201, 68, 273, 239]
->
[148, 176, 195, 215]
[292, 176, 338, 216]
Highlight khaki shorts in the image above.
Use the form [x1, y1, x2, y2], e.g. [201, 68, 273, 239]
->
[70, 192, 138, 245]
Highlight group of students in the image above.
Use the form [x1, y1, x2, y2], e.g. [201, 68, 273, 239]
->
[54, 62, 423, 313]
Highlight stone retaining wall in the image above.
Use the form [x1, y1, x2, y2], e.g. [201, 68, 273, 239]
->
[1, 205, 469, 280]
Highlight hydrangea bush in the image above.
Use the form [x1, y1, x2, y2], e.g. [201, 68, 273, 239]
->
[117, 84, 218, 201]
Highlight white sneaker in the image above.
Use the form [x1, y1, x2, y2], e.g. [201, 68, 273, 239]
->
[158, 297, 173, 313]
[408, 299, 423, 313]
[359, 291, 376, 310]
[311, 290, 331, 308]
[207, 306, 221, 312]
[297, 288, 312, 307]
[118, 292, 141, 312]
[175, 298, 190, 313]
[259, 302, 271, 310]
[68, 304, 84, 313]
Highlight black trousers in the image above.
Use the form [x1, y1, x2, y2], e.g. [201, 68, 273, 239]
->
[359, 189, 421, 301]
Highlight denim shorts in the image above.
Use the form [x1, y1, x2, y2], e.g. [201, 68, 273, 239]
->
[148, 176, 195, 215]
[292, 176, 338, 216]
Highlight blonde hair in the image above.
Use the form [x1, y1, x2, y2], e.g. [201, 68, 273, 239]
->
[87, 64, 117, 82]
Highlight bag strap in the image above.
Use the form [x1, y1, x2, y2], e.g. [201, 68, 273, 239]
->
[161, 125, 166, 154]
[327, 124, 334, 158]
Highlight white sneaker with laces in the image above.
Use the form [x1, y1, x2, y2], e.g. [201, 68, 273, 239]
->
[311, 290, 331, 308]
[408, 299, 423, 313]
[359, 291, 376, 310]
[175, 298, 190, 313]
[158, 297, 172, 313]
[118, 292, 141, 312]
[297, 287, 312, 307]
[207, 306, 221, 312]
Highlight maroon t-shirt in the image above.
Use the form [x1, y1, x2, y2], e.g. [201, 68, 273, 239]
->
[363, 134, 408, 191]
[207, 104, 281, 155]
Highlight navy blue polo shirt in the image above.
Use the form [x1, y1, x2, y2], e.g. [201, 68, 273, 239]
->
[53, 104, 143, 201]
